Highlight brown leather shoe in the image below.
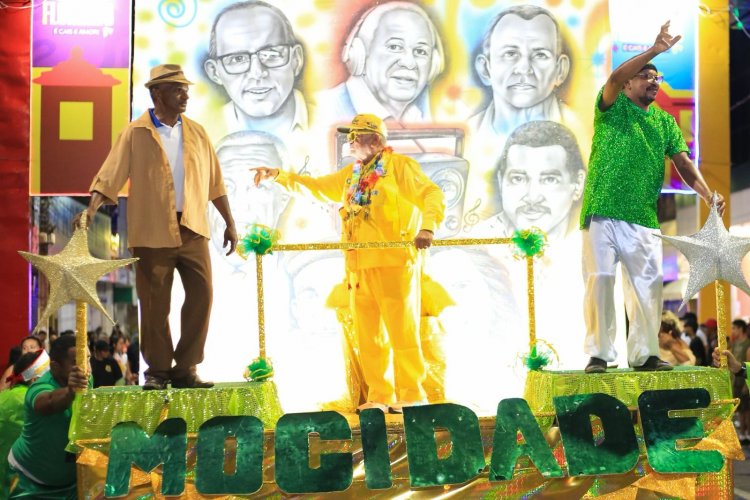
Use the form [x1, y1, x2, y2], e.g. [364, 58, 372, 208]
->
[171, 375, 214, 389]
[142, 375, 168, 390]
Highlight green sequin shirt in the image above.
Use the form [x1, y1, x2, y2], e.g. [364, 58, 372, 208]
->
[580, 88, 689, 229]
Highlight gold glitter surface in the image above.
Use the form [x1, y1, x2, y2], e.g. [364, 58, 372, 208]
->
[272, 237, 512, 252]
[76, 301, 89, 382]
[716, 280, 728, 368]
[255, 253, 266, 359]
[524, 367, 733, 416]
[70, 382, 283, 443]
[527, 256, 536, 348]
[19, 211, 138, 334]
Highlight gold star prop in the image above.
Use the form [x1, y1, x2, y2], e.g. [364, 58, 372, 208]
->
[657, 197, 750, 309]
[20, 212, 138, 333]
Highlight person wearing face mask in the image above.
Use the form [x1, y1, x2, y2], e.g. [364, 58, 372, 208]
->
[580, 22, 725, 374]
[252, 113, 444, 414]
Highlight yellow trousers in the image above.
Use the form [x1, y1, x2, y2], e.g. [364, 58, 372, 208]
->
[350, 265, 425, 404]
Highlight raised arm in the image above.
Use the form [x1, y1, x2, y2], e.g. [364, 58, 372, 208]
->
[600, 21, 681, 110]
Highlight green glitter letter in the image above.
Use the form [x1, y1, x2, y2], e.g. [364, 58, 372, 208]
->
[196, 416, 263, 494]
[403, 403, 485, 487]
[275, 411, 352, 493]
[489, 398, 562, 481]
[105, 419, 186, 497]
[639, 389, 723, 473]
[359, 408, 392, 489]
[554, 394, 638, 476]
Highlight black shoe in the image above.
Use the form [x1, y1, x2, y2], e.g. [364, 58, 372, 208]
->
[171, 375, 214, 389]
[633, 356, 673, 372]
[142, 375, 168, 390]
[584, 357, 607, 374]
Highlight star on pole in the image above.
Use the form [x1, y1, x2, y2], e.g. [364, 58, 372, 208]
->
[656, 197, 750, 310]
[20, 212, 138, 333]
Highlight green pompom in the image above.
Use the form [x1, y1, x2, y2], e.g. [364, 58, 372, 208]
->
[244, 357, 274, 381]
[524, 345, 551, 371]
[511, 228, 547, 258]
[237, 224, 280, 259]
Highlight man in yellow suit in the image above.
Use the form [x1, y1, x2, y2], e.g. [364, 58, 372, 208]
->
[253, 114, 445, 413]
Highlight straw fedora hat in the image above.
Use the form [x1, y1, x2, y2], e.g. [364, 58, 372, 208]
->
[144, 64, 194, 88]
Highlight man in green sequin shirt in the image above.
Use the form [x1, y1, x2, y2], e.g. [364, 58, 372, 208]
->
[580, 22, 725, 374]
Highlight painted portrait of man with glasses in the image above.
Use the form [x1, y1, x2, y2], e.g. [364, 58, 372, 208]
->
[203, 0, 308, 138]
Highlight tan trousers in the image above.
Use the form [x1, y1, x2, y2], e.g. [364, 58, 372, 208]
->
[350, 265, 426, 404]
[131, 225, 212, 380]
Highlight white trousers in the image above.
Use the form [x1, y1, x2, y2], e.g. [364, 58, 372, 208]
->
[582, 217, 662, 366]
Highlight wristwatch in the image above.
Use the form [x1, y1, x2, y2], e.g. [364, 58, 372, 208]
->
[738, 364, 747, 379]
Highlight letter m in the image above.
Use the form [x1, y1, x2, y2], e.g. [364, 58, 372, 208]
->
[105, 418, 187, 497]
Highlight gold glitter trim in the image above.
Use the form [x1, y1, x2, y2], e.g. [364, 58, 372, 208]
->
[255, 238, 526, 361]
[716, 280, 727, 368]
[76, 300, 90, 387]
[256, 253, 266, 359]
[527, 256, 536, 350]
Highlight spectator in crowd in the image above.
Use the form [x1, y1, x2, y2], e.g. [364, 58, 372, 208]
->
[8, 335, 89, 499]
[0, 346, 21, 392]
[90, 340, 123, 388]
[658, 311, 695, 366]
[0, 337, 43, 391]
[35, 330, 48, 351]
[0, 350, 51, 498]
[110, 333, 131, 384]
[703, 317, 719, 362]
[679, 313, 706, 366]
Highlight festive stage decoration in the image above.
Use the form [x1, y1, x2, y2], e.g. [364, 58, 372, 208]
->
[73, 382, 737, 497]
[657, 197, 750, 308]
[244, 357, 273, 382]
[236, 224, 280, 258]
[657, 197, 750, 367]
[510, 228, 552, 371]
[67, 234, 738, 498]
[18, 212, 137, 334]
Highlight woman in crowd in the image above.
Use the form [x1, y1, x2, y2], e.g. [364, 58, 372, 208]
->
[658, 311, 696, 366]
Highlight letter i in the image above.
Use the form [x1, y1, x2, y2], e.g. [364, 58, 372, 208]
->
[359, 408, 392, 489]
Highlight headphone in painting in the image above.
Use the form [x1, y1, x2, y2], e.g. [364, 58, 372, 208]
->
[341, 2, 444, 81]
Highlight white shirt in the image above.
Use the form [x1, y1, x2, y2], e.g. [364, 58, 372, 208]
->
[154, 118, 185, 212]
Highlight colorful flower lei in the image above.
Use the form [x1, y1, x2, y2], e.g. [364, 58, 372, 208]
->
[346, 147, 391, 210]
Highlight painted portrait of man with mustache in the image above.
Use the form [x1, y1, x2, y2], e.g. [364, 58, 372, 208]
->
[475, 120, 585, 240]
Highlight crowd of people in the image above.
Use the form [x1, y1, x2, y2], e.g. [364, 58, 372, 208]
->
[2, 326, 139, 391]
